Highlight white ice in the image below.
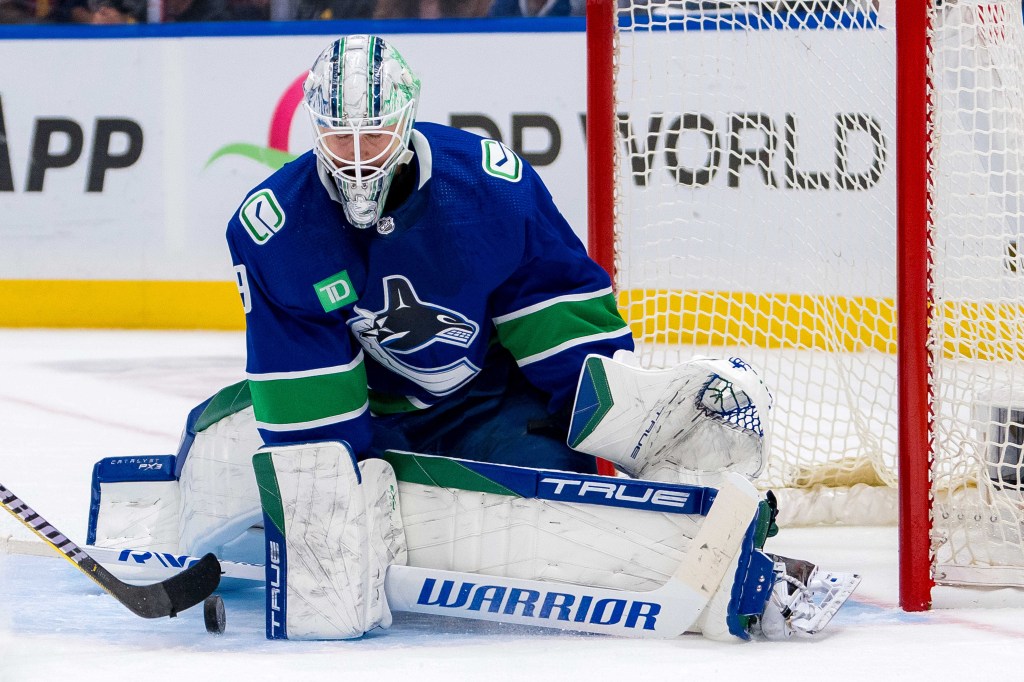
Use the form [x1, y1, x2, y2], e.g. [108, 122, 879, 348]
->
[3, 329, 1024, 682]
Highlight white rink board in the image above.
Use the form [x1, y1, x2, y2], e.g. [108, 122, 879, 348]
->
[0, 32, 590, 282]
[0, 27, 898, 294]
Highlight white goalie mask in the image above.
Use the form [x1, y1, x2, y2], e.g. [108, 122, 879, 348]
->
[303, 35, 421, 229]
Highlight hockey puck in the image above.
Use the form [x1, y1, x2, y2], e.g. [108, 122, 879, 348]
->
[204, 595, 226, 634]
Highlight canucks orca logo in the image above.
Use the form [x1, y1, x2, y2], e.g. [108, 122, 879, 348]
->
[349, 276, 481, 396]
[355, 276, 478, 353]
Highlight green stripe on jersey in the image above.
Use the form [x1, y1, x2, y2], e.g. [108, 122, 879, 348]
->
[369, 390, 427, 415]
[381, 451, 518, 496]
[249, 360, 367, 427]
[495, 293, 629, 365]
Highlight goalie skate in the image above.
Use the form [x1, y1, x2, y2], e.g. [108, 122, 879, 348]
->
[749, 554, 861, 640]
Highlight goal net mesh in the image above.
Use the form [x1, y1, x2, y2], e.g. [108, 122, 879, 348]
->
[608, 0, 1024, 584]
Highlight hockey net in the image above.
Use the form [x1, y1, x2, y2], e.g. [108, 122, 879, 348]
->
[587, 0, 1024, 598]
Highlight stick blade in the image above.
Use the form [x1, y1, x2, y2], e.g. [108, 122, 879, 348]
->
[93, 553, 222, 619]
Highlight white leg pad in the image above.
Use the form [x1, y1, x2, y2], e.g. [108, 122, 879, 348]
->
[253, 442, 407, 640]
[88, 405, 269, 562]
[178, 406, 263, 556]
[695, 541, 754, 642]
[91, 478, 181, 553]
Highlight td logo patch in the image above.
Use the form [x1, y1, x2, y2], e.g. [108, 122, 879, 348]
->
[240, 189, 286, 244]
[315, 270, 357, 312]
[481, 139, 522, 182]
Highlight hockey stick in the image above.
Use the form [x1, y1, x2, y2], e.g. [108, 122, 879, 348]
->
[0, 482, 221, 619]
[33, 473, 759, 638]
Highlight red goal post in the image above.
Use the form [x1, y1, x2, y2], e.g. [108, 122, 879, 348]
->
[587, 0, 1024, 610]
[895, 0, 932, 614]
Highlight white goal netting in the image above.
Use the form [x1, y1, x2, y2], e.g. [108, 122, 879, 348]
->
[605, 0, 1024, 585]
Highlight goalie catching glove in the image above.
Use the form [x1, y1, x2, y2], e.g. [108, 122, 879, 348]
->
[569, 353, 772, 485]
[252, 441, 407, 640]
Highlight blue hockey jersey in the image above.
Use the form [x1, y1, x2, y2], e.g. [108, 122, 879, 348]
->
[227, 123, 634, 453]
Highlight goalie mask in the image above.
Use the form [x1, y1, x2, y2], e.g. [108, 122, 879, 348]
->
[303, 35, 421, 229]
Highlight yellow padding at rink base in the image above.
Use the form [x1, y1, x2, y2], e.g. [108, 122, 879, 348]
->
[0, 280, 245, 330]
[618, 289, 1024, 360]
[618, 288, 899, 353]
[2, 281, 1020, 360]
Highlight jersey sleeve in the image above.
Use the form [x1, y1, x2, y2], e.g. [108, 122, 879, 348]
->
[227, 226, 372, 454]
[489, 168, 634, 413]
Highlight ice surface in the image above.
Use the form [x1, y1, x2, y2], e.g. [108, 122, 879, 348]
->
[3, 329, 1024, 682]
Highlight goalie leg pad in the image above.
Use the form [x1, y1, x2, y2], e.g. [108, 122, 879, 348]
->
[253, 441, 407, 640]
[693, 504, 776, 641]
[88, 384, 266, 562]
[569, 354, 773, 485]
[177, 403, 264, 559]
[86, 455, 181, 550]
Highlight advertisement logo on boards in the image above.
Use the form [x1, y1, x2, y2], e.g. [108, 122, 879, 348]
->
[200, 75, 891, 195]
[202, 75, 563, 174]
[0, 96, 144, 193]
[206, 75, 305, 172]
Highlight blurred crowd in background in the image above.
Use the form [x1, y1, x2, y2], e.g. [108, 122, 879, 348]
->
[1, 0, 585, 25]
[0, 0, 877, 28]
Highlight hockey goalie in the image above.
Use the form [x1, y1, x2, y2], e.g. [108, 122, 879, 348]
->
[86, 34, 859, 642]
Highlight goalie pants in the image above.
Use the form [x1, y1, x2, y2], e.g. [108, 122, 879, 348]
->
[367, 362, 598, 475]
